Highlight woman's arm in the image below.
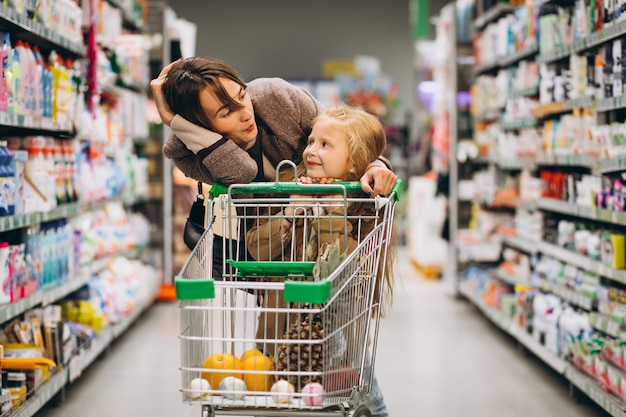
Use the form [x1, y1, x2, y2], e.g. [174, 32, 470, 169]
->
[163, 116, 258, 185]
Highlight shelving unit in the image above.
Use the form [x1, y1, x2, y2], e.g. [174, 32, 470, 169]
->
[0, 1, 166, 416]
[456, 0, 626, 414]
[429, 2, 476, 287]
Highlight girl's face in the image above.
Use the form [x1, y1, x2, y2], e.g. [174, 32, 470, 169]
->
[199, 77, 257, 147]
[303, 118, 352, 180]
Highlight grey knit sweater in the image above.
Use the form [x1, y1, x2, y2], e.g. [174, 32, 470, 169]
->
[162, 77, 322, 185]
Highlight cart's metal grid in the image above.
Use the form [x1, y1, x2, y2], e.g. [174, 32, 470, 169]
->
[175, 178, 401, 416]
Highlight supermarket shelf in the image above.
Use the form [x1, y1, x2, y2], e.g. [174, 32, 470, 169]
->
[499, 43, 539, 67]
[589, 313, 626, 339]
[0, 247, 149, 323]
[0, 4, 85, 57]
[573, 19, 626, 57]
[14, 293, 158, 417]
[501, 117, 538, 130]
[499, 234, 538, 254]
[68, 328, 113, 383]
[497, 158, 537, 170]
[599, 155, 626, 174]
[0, 112, 74, 135]
[0, 195, 143, 234]
[509, 325, 568, 373]
[538, 45, 573, 64]
[597, 95, 626, 112]
[106, 0, 146, 32]
[474, 3, 518, 30]
[535, 154, 596, 169]
[539, 20, 626, 66]
[460, 282, 568, 373]
[11, 369, 67, 417]
[494, 268, 528, 286]
[472, 60, 499, 76]
[473, 111, 501, 122]
[566, 365, 626, 416]
[537, 241, 626, 285]
[459, 283, 513, 332]
[511, 84, 539, 98]
[537, 198, 626, 226]
[550, 284, 594, 311]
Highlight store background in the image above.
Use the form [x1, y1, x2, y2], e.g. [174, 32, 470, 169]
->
[0, 0, 616, 416]
[168, 0, 445, 127]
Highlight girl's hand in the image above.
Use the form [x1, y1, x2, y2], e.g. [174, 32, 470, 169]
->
[149, 60, 180, 126]
[298, 176, 341, 184]
[360, 166, 397, 197]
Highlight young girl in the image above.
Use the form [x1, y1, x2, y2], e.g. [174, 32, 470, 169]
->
[245, 105, 396, 417]
[246, 105, 395, 314]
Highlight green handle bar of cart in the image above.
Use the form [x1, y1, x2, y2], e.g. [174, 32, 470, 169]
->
[209, 179, 403, 201]
[175, 260, 331, 303]
[175, 179, 403, 301]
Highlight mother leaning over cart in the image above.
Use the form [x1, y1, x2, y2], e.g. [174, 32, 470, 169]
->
[150, 56, 396, 417]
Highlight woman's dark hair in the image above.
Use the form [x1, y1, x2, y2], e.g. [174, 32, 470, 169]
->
[161, 57, 247, 129]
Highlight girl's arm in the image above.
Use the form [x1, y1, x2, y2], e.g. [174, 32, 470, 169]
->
[308, 209, 358, 260]
[246, 216, 293, 261]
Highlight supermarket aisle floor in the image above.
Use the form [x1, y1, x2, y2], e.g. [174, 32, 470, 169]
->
[37, 248, 608, 417]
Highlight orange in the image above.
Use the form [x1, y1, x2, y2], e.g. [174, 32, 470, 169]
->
[240, 348, 265, 363]
[201, 353, 243, 390]
[242, 354, 274, 392]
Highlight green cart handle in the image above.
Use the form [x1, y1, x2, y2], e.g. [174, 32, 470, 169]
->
[175, 276, 215, 300]
[210, 179, 403, 201]
[174, 275, 330, 304]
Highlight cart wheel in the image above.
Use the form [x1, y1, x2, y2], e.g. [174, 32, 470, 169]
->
[351, 404, 372, 417]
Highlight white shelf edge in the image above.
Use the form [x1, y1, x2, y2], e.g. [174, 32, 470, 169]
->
[538, 241, 626, 285]
[11, 369, 68, 417]
[510, 325, 568, 373]
[566, 365, 626, 416]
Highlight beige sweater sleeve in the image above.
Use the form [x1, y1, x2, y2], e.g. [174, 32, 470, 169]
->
[246, 217, 291, 261]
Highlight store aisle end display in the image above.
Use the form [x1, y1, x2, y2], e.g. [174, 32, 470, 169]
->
[0, 1, 166, 416]
[454, 0, 626, 414]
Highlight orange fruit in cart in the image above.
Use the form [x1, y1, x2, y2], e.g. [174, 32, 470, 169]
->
[242, 354, 274, 392]
[240, 348, 265, 363]
[201, 353, 244, 390]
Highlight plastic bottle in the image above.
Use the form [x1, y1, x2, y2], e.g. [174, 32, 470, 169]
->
[63, 141, 76, 202]
[21, 42, 35, 116]
[10, 39, 22, 114]
[24, 141, 49, 206]
[55, 55, 69, 124]
[52, 140, 65, 205]
[0, 31, 10, 112]
[31, 46, 43, 118]
[0, 242, 10, 304]
[48, 50, 59, 122]
[0, 140, 15, 215]
[42, 62, 52, 118]
[0, 140, 10, 216]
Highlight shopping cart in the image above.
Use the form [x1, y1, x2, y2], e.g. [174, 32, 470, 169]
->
[175, 163, 402, 417]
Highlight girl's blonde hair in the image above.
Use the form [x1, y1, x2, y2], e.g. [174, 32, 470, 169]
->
[310, 105, 396, 317]
[311, 106, 387, 180]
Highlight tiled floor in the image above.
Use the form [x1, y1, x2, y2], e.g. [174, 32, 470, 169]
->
[37, 248, 609, 417]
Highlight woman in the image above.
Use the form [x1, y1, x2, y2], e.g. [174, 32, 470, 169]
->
[150, 57, 397, 194]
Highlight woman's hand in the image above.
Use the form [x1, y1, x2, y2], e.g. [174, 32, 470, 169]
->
[360, 166, 397, 197]
[149, 60, 180, 126]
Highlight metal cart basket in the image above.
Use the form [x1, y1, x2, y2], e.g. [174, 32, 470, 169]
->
[175, 171, 402, 417]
